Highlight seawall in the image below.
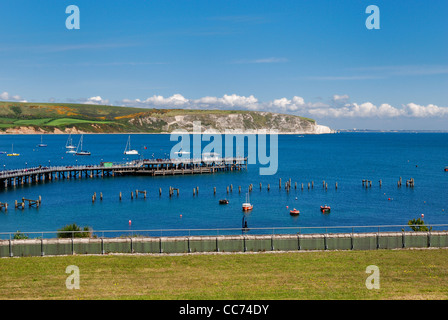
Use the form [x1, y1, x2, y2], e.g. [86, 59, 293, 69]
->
[1, 231, 447, 257]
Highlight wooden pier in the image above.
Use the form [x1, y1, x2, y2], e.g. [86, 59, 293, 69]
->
[0, 157, 247, 189]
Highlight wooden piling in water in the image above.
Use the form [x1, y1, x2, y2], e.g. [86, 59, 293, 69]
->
[14, 200, 25, 209]
[0, 202, 7, 211]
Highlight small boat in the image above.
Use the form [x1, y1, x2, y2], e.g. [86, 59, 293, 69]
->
[75, 135, 91, 156]
[124, 135, 139, 155]
[37, 135, 47, 147]
[289, 209, 300, 216]
[445, 167, 448, 172]
[66, 134, 76, 153]
[320, 205, 331, 213]
[219, 199, 229, 205]
[242, 193, 253, 211]
[7, 144, 19, 156]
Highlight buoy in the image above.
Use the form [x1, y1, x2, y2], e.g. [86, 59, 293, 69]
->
[180, 214, 182, 218]
[295, 197, 298, 200]
[421, 214, 424, 218]
[128, 220, 132, 226]
[388, 198, 391, 201]
[286, 206, 289, 209]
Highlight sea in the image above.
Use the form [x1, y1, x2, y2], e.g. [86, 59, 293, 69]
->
[0, 132, 447, 237]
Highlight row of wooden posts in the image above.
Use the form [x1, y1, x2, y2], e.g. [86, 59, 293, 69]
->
[88, 177, 414, 201]
[362, 177, 415, 188]
[0, 196, 42, 211]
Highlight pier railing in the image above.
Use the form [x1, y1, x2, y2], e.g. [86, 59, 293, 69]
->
[0, 157, 247, 179]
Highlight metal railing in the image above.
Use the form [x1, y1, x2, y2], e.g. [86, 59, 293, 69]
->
[0, 157, 247, 179]
[1, 223, 446, 240]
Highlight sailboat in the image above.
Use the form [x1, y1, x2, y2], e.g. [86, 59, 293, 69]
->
[65, 134, 76, 153]
[124, 135, 139, 155]
[7, 144, 20, 156]
[75, 135, 91, 156]
[37, 135, 47, 147]
[242, 193, 253, 211]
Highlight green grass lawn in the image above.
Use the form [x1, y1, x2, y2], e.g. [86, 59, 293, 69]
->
[0, 249, 447, 300]
[44, 118, 114, 126]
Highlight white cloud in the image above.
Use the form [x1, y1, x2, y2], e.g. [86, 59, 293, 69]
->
[0, 91, 27, 102]
[120, 94, 447, 119]
[332, 94, 350, 103]
[307, 102, 448, 119]
[121, 94, 259, 110]
[232, 57, 289, 64]
[82, 96, 110, 105]
[403, 103, 448, 118]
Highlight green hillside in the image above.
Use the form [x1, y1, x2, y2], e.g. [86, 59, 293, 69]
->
[0, 101, 318, 133]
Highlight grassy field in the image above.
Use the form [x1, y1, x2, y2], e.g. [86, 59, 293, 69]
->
[0, 249, 447, 300]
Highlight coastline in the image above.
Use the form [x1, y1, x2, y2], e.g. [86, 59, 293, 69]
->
[0, 126, 335, 135]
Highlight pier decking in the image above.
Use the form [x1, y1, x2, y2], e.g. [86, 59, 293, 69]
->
[0, 157, 247, 189]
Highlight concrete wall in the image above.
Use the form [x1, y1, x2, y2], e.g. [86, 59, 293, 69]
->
[1, 231, 447, 258]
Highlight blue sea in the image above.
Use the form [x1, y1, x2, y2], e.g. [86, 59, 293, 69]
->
[0, 133, 447, 236]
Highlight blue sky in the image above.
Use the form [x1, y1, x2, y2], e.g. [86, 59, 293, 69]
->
[0, 0, 447, 130]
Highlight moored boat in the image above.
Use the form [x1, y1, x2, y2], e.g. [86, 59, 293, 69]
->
[124, 135, 139, 155]
[320, 205, 331, 213]
[219, 199, 229, 204]
[37, 135, 47, 147]
[7, 144, 19, 156]
[289, 209, 300, 216]
[242, 193, 253, 211]
[75, 135, 91, 156]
